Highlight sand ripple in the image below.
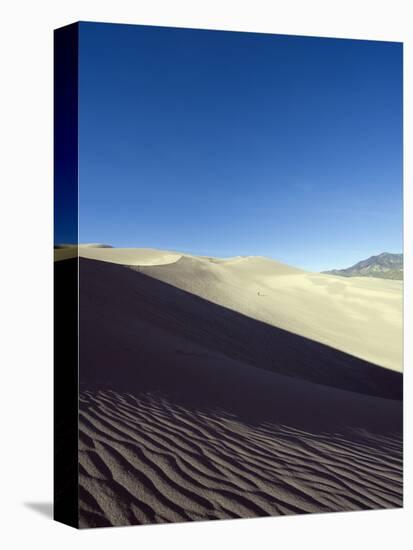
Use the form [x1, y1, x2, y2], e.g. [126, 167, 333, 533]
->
[79, 390, 402, 528]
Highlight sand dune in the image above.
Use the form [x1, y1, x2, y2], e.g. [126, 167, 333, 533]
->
[79, 247, 182, 266]
[64, 246, 403, 371]
[57, 247, 403, 527]
[78, 257, 401, 400]
[139, 255, 402, 372]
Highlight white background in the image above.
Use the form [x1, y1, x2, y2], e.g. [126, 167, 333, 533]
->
[0, 0, 411, 548]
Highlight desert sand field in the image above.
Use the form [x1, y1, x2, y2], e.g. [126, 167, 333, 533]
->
[56, 246, 403, 527]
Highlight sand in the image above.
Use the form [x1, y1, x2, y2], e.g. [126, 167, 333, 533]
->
[54, 245, 181, 265]
[57, 246, 403, 527]
[69, 246, 403, 371]
[139, 255, 402, 372]
[79, 389, 402, 527]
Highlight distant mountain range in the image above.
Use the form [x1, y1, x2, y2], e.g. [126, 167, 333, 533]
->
[323, 252, 403, 280]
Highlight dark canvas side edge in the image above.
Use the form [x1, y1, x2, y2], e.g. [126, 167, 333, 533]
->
[53, 22, 79, 529]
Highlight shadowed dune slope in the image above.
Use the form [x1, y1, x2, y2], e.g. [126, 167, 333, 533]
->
[71, 257, 403, 527]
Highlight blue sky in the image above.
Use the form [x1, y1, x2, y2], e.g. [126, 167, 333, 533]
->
[77, 23, 402, 271]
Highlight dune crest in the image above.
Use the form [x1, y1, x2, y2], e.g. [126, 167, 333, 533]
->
[54, 246, 183, 266]
[79, 247, 183, 266]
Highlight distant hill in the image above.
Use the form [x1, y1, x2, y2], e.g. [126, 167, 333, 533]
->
[323, 252, 403, 280]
